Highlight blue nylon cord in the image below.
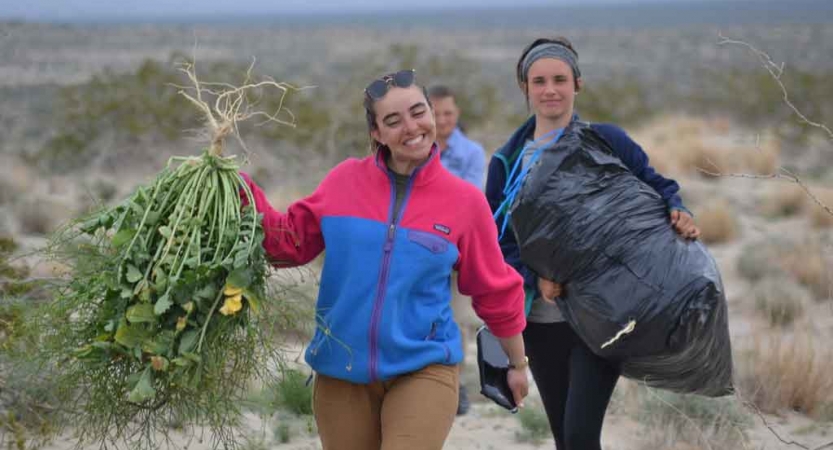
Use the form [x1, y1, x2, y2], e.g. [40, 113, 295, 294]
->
[494, 128, 564, 241]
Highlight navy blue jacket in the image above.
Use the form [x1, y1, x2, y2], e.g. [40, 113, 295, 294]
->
[485, 115, 689, 297]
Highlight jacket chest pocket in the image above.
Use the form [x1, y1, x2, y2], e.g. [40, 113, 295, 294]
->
[407, 230, 449, 254]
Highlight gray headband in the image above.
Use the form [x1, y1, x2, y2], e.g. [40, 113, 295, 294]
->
[520, 43, 581, 83]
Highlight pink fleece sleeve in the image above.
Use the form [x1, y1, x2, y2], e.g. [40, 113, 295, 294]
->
[239, 172, 325, 267]
[455, 192, 526, 338]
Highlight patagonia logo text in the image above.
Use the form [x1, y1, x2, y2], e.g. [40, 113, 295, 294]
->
[433, 224, 451, 235]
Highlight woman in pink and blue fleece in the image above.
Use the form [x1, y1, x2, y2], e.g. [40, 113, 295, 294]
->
[241, 69, 528, 450]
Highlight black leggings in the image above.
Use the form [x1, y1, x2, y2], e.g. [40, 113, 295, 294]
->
[523, 321, 621, 450]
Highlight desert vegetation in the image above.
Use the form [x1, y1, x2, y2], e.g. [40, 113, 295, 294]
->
[1, 8, 832, 449]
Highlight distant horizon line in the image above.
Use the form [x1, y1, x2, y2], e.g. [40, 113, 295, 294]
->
[3, 0, 832, 25]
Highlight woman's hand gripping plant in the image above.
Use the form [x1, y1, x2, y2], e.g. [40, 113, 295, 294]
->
[29, 58, 302, 449]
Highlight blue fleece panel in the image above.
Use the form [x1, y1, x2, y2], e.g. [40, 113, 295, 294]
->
[305, 216, 461, 383]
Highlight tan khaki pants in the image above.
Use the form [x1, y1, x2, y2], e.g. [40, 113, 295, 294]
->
[313, 364, 459, 450]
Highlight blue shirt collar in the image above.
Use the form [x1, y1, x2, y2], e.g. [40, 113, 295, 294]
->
[445, 127, 465, 150]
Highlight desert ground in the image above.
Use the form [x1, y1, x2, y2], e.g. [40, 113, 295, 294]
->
[2, 6, 833, 449]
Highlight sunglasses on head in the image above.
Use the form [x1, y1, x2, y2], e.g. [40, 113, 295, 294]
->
[364, 69, 416, 100]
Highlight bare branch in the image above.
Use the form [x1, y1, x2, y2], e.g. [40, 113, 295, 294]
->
[734, 392, 833, 450]
[696, 163, 833, 218]
[718, 33, 833, 140]
[707, 36, 833, 221]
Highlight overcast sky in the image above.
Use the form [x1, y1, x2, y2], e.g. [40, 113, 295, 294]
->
[0, 0, 762, 21]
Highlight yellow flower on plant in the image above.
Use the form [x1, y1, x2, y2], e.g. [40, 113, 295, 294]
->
[176, 316, 188, 331]
[219, 293, 243, 316]
[223, 284, 243, 297]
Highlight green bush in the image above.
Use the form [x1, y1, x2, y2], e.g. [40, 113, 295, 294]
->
[14, 199, 61, 236]
[577, 79, 654, 127]
[515, 403, 550, 445]
[258, 44, 508, 165]
[276, 422, 292, 443]
[1, 237, 58, 450]
[277, 369, 313, 416]
[35, 56, 263, 173]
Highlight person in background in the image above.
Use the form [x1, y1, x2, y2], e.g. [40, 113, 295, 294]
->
[429, 85, 486, 189]
[241, 69, 529, 450]
[486, 37, 699, 450]
[428, 84, 487, 415]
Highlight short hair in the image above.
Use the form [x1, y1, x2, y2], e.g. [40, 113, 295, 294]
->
[427, 84, 455, 100]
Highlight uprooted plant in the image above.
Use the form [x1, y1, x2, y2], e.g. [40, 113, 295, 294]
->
[25, 58, 304, 449]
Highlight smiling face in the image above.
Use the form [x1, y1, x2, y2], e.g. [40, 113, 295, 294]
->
[369, 85, 436, 173]
[524, 58, 582, 129]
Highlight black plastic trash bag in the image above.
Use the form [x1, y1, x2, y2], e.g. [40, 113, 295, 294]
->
[510, 122, 733, 397]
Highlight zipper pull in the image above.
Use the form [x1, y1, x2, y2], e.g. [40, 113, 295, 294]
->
[384, 224, 395, 251]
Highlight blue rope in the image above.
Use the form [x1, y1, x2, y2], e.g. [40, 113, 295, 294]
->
[494, 128, 564, 241]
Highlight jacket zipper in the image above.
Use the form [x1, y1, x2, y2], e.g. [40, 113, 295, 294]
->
[425, 322, 437, 340]
[368, 148, 438, 381]
[369, 221, 396, 382]
[368, 172, 416, 382]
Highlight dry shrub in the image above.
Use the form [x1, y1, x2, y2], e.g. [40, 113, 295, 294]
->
[0, 157, 35, 206]
[632, 115, 708, 177]
[737, 332, 833, 418]
[642, 145, 674, 177]
[636, 385, 751, 449]
[807, 187, 833, 229]
[737, 132, 781, 176]
[0, 176, 18, 206]
[739, 237, 831, 301]
[760, 183, 806, 218]
[681, 137, 779, 178]
[13, 198, 69, 236]
[627, 117, 780, 179]
[752, 277, 809, 327]
[678, 142, 733, 179]
[695, 200, 738, 244]
[780, 240, 832, 301]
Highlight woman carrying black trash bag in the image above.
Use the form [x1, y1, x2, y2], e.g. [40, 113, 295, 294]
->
[485, 37, 701, 450]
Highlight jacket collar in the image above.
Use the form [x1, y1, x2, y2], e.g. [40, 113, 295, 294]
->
[496, 113, 582, 160]
[373, 144, 442, 187]
[496, 116, 537, 159]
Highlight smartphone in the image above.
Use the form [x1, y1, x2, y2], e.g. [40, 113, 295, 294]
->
[475, 325, 519, 413]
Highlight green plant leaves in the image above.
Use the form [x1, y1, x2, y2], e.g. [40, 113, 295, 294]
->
[112, 229, 136, 248]
[127, 367, 156, 403]
[244, 290, 261, 315]
[158, 226, 172, 239]
[126, 304, 155, 324]
[226, 268, 252, 289]
[178, 330, 198, 355]
[154, 293, 172, 315]
[125, 265, 143, 283]
[114, 319, 149, 348]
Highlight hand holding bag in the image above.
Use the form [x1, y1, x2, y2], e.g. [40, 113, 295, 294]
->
[476, 325, 518, 413]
